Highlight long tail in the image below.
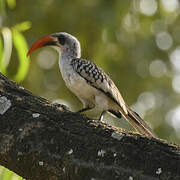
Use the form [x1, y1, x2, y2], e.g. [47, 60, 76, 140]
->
[118, 106, 157, 138]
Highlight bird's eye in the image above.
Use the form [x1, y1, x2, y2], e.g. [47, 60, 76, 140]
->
[58, 35, 66, 45]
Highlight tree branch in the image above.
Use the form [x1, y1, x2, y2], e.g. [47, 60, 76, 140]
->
[0, 72, 180, 180]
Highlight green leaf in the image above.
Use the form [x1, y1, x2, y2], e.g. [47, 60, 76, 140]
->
[0, 34, 3, 63]
[0, 166, 23, 180]
[13, 21, 31, 32]
[12, 29, 29, 82]
[0, 27, 12, 74]
[1, 167, 14, 179]
[6, 0, 16, 9]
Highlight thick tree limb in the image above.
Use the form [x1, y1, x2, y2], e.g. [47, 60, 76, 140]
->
[0, 72, 180, 180]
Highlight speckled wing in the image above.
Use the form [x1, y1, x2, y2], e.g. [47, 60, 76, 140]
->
[70, 58, 128, 114]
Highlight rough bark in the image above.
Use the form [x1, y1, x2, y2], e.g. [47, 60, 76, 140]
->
[0, 72, 180, 180]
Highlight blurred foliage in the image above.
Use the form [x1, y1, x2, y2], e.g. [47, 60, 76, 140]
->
[1, 0, 180, 178]
[0, 0, 30, 82]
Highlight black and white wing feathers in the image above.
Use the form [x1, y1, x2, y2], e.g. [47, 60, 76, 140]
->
[71, 58, 127, 113]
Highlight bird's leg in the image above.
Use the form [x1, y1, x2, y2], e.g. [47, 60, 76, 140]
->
[77, 107, 92, 113]
[99, 111, 107, 121]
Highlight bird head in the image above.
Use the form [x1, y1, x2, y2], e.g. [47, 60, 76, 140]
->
[27, 32, 81, 58]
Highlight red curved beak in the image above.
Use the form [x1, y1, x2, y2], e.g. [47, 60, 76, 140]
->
[27, 35, 56, 57]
